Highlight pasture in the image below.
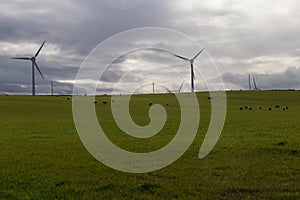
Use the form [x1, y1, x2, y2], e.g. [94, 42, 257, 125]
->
[0, 91, 299, 199]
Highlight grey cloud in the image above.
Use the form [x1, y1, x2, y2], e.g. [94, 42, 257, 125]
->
[0, 0, 300, 94]
[223, 67, 300, 90]
[0, 55, 76, 94]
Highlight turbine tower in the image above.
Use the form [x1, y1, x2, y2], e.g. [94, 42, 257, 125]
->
[11, 41, 46, 96]
[50, 81, 54, 96]
[248, 74, 252, 91]
[173, 48, 205, 93]
[153, 82, 155, 94]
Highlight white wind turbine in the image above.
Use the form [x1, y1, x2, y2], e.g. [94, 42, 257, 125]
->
[173, 48, 205, 92]
[11, 41, 46, 96]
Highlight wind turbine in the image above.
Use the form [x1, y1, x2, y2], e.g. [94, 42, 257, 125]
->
[11, 41, 46, 96]
[173, 48, 205, 93]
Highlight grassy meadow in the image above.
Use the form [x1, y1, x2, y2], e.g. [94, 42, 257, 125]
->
[0, 91, 299, 199]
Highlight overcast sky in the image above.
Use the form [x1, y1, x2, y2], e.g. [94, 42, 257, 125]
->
[0, 0, 300, 95]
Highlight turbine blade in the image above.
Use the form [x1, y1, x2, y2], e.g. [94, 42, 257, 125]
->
[192, 48, 205, 60]
[173, 54, 189, 61]
[11, 57, 31, 60]
[34, 62, 44, 79]
[35, 41, 46, 57]
[161, 86, 172, 93]
[253, 76, 259, 89]
[179, 81, 185, 92]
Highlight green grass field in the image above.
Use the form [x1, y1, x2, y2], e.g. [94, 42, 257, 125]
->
[0, 91, 299, 199]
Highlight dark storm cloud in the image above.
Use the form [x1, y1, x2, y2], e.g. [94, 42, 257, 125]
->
[0, 0, 174, 55]
[0, 55, 76, 94]
[0, 0, 300, 94]
[223, 67, 300, 90]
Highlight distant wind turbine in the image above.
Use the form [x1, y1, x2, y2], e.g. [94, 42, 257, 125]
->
[11, 41, 46, 96]
[173, 48, 205, 92]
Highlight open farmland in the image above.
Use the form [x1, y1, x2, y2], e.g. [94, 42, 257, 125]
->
[0, 91, 299, 199]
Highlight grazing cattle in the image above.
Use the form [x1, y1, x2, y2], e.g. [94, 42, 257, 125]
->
[166, 102, 169, 106]
[94, 100, 98, 104]
[283, 108, 286, 111]
[269, 107, 272, 111]
[291, 150, 298, 155]
[239, 107, 243, 110]
[278, 141, 286, 146]
[259, 106, 262, 110]
[275, 105, 280, 108]
[244, 105, 248, 109]
[149, 102, 153, 106]
[249, 106, 253, 110]
[286, 106, 289, 110]
[102, 100, 107, 105]
[67, 97, 71, 101]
